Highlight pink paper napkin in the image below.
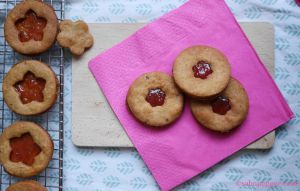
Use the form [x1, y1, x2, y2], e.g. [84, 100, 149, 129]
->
[89, 0, 293, 190]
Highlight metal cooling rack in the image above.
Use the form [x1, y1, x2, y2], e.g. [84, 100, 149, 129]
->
[0, 0, 64, 190]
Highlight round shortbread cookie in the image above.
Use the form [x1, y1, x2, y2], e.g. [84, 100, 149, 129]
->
[173, 45, 231, 99]
[190, 78, 249, 132]
[127, 72, 184, 127]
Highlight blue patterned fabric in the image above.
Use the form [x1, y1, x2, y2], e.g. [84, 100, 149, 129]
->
[63, 0, 300, 190]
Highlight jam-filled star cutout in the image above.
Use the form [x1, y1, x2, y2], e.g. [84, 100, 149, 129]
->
[14, 71, 46, 104]
[10, 133, 41, 166]
[211, 95, 231, 115]
[15, 10, 47, 42]
[192, 61, 213, 79]
[146, 88, 166, 107]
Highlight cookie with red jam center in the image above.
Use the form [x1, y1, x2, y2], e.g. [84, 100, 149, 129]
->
[0, 121, 53, 178]
[127, 72, 184, 127]
[3, 60, 59, 116]
[190, 78, 249, 132]
[173, 46, 231, 99]
[4, 0, 58, 55]
[6, 180, 47, 191]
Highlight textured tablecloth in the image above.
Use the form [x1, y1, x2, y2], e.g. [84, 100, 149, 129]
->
[64, 0, 300, 190]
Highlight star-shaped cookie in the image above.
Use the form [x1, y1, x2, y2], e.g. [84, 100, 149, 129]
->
[57, 20, 93, 56]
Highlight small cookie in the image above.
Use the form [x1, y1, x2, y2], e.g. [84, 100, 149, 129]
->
[57, 20, 93, 56]
[4, 0, 58, 55]
[0, 121, 53, 178]
[173, 46, 231, 99]
[127, 72, 184, 127]
[190, 78, 249, 132]
[6, 180, 47, 191]
[3, 60, 59, 115]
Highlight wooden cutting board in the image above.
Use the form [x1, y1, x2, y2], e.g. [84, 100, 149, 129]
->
[72, 23, 275, 148]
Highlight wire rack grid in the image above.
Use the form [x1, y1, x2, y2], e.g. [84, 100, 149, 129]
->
[0, 0, 64, 190]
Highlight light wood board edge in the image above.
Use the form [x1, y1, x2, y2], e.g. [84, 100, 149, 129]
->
[72, 22, 275, 149]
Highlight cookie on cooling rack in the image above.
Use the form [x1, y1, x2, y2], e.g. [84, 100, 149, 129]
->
[190, 78, 249, 133]
[127, 72, 184, 127]
[173, 45, 231, 99]
[4, 0, 58, 55]
[6, 180, 48, 191]
[0, 121, 53, 178]
[3, 60, 59, 116]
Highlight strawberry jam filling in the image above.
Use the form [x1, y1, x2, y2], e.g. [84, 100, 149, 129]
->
[14, 72, 46, 104]
[10, 133, 41, 166]
[211, 96, 231, 115]
[192, 61, 213, 79]
[15, 10, 47, 42]
[146, 88, 166, 107]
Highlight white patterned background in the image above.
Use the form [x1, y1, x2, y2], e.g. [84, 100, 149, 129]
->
[62, 0, 300, 191]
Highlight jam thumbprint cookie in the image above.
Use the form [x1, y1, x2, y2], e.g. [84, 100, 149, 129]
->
[3, 60, 59, 115]
[190, 78, 249, 132]
[127, 72, 184, 127]
[6, 180, 47, 191]
[173, 46, 231, 99]
[0, 121, 53, 178]
[4, 0, 58, 55]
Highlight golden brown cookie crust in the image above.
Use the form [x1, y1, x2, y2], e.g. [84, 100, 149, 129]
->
[57, 20, 94, 56]
[4, 0, 58, 55]
[190, 78, 249, 132]
[3, 60, 59, 116]
[0, 121, 53, 178]
[127, 72, 184, 127]
[173, 46, 231, 99]
[6, 180, 48, 191]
